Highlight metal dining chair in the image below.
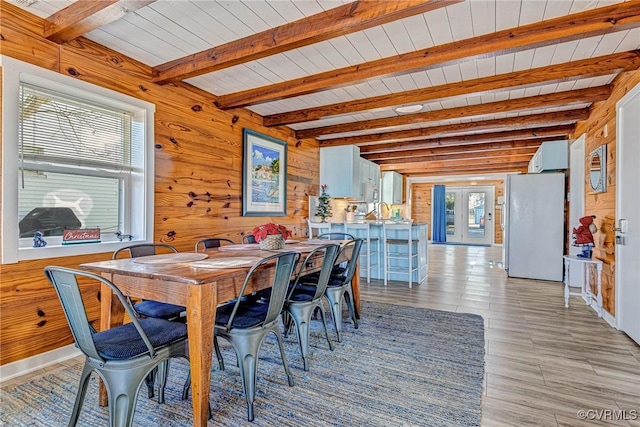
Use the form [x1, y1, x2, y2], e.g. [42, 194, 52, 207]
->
[112, 243, 187, 401]
[300, 238, 363, 343]
[194, 237, 236, 252]
[283, 243, 340, 371]
[242, 234, 257, 244]
[211, 251, 299, 421]
[44, 266, 189, 427]
[112, 244, 186, 322]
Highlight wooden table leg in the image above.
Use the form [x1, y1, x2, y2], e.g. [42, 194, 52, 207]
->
[98, 279, 124, 406]
[352, 264, 361, 319]
[187, 282, 217, 427]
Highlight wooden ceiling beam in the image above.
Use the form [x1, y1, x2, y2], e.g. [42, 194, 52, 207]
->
[151, 0, 458, 84]
[44, 0, 156, 44]
[264, 50, 640, 126]
[397, 164, 530, 176]
[216, 2, 640, 109]
[296, 86, 606, 139]
[384, 161, 531, 174]
[381, 158, 532, 171]
[360, 126, 572, 154]
[319, 109, 589, 146]
[363, 139, 547, 161]
[375, 151, 536, 165]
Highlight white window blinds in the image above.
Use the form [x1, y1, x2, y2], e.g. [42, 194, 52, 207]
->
[19, 83, 133, 172]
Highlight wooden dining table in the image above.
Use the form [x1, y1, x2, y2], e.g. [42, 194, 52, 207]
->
[79, 240, 359, 427]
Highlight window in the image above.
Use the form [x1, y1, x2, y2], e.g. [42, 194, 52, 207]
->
[1, 56, 155, 263]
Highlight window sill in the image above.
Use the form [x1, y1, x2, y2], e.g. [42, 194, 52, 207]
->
[16, 239, 149, 262]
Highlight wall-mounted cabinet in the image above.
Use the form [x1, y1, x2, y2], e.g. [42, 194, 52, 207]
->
[359, 158, 380, 202]
[528, 140, 568, 173]
[381, 171, 403, 204]
[319, 145, 361, 198]
[319, 146, 380, 201]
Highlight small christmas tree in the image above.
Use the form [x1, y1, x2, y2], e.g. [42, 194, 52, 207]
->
[316, 184, 333, 223]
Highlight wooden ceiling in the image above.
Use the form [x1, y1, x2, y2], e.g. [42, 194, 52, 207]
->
[10, 0, 640, 177]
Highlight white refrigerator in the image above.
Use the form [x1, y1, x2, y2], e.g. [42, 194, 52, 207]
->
[503, 173, 565, 281]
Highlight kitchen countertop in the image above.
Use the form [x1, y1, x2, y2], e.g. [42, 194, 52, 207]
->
[329, 220, 428, 226]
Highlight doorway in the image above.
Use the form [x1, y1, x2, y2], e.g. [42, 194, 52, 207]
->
[615, 82, 640, 345]
[444, 186, 494, 245]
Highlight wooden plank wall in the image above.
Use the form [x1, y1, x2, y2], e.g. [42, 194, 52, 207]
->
[410, 180, 504, 244]
[0, 3, 319, 365]
[573, 68, 640, 315]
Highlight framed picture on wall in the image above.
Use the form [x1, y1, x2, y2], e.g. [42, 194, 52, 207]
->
[242, 129, 287, 216]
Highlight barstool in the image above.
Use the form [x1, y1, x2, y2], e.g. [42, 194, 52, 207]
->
[343, 221, 380, 283]
[307, 219, 332, 238]
[383, 221, 418, 288]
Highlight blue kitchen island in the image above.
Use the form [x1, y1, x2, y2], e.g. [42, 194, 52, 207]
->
[330, 221, 429, 285]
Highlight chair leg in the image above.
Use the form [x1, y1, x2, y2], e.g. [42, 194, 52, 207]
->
[272, 327, 295, 388]
[69, 362, 94, 426]
[287, 303, 313, 371]
[282, 311, 294, 338]
[144, 368, 156, 399]
[214, 336, 225, 371]
[102, 366, 150, 427]
[156, 360, 169, 404]
[230, 334, 263, 422]
[316, 304, 335, 351]
[325, 288, 344, 343]
[343, 287, 359, 329]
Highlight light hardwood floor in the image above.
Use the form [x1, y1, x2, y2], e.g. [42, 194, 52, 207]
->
[361, 244, 640, 427]
[3, 245, 639, 426]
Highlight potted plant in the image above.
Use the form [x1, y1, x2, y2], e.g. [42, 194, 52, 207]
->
[251, 223, 292, 250]
[316, 184, 333, 223]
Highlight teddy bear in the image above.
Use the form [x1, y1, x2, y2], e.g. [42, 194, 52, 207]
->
[573, 215, 597, 258]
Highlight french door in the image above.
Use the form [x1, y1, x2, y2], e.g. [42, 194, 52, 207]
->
[444, 186, 494, 245]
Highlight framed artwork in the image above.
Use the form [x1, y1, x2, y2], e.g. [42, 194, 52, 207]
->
[242, 129, 287, 216]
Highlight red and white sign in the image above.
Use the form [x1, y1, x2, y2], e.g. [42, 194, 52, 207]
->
[62, 228, 101, 244]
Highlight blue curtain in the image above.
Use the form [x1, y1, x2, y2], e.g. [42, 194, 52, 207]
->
[432, 185, 446, 243]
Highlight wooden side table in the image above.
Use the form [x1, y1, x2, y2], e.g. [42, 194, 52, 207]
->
[563, 255, 603, 317]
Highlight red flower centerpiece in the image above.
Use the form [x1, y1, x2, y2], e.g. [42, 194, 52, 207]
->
[251, 223, 291, 250]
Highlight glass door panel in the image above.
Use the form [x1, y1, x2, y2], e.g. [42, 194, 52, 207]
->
[467, 192, 486, 239]
[445, 191, 456, 237]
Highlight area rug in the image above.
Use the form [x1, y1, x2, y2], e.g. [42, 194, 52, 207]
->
[0, 301, 485, 426]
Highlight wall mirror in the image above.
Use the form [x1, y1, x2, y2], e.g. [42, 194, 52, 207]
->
[589, 144, 606, 193]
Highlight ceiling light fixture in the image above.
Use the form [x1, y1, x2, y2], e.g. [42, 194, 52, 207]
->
[394, 104, 423, 114]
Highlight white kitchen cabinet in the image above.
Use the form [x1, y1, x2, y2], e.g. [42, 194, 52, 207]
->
[320, 145, 361, 198]
[528, 140, 568, 173]
[381, 171, 403, 204]
[359, 158, 380, 201]
[320, 146, 380, 200]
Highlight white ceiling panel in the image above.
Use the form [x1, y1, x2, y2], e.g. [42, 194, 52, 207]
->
[519, 0, 547, 25]
[402, 14, 433, 50]
[470, 0, 496, 35]
[447, 1, 474, 41]
[424, 7, 454, 45]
